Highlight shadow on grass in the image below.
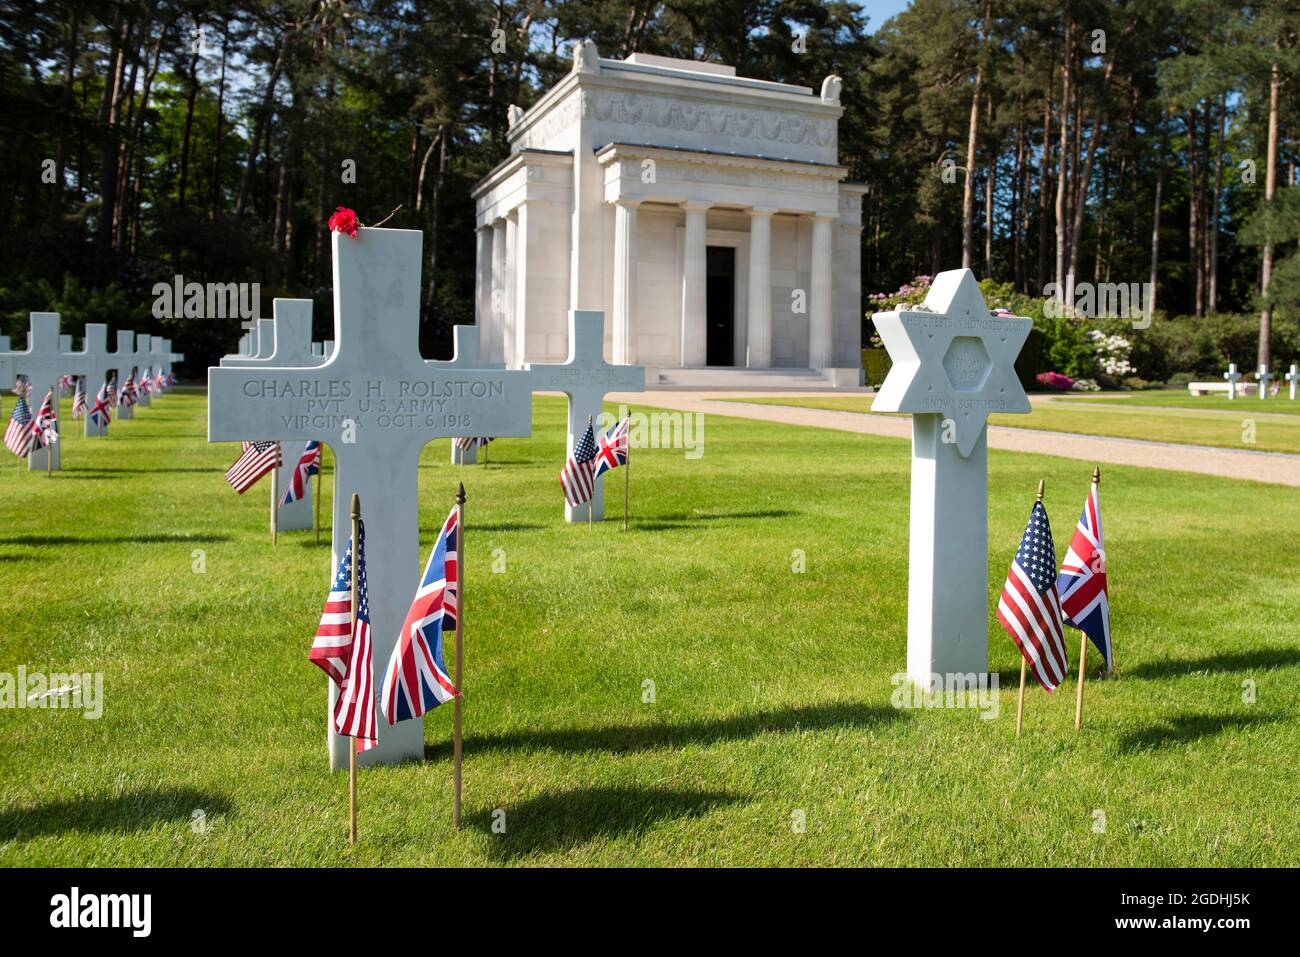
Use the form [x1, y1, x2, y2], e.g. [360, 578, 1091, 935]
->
[1125, 648, 1300, 679]
[427, 701, 904, 760]
[59, 467, 218, 475]
[0, 533, 231, 546]
[466, 785, 739, 859]
[0, 788, 232, 842]
[458, 521, 545, 533]
[632, 508, 796, 531]
[1117, 712, 1283, 753]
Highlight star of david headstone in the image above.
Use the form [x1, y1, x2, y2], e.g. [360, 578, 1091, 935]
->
[872, 269, 1032, 685]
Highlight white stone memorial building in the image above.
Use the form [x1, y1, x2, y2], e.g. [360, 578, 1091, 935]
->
[472, 43, 866, 388]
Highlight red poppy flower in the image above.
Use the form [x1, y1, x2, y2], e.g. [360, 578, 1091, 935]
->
[328, 206, 359, 237]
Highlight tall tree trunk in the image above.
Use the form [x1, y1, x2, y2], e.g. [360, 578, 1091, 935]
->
[1054, 17, 1073, 297]
[424, 131, 450, 312]
[177, 45, 201, 211]
[1066, 30, 1125, 290]
[1149, 116, 1167, 317]
[961, 0, 991, 269]
[1012, 119, 1024, 290]
[128, 19, 171, 254]
[50, 8, 81, 222]
[94, 12, 128, 254]
[984, 90, 994, 276]
[1258, 55, 1280, 370]
[1037, 65, 1053, 291]
[234, 37, 289, 227]
[209, 23, 229, 220]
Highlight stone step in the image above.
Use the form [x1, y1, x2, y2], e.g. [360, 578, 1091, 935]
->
[651, 366, 842, 390]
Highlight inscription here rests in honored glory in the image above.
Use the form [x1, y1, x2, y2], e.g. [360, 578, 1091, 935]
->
[209, 227, 534, 769]
[872, 268, 1031, 686]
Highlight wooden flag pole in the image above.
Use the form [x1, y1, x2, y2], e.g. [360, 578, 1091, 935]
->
[453, 481, 466, 829]
[348, 492, 360, 846]
[270, 444, 280, 546]
[623, 409, 630, 532]
[1074, 467, 1101, 731]
[314, 450, 322, 546]
[1017, 478, 1046, 739]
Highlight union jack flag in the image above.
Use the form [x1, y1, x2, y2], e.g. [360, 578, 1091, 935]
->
[32, 389, 57, 449]
[279, 441, 322, 507]
[155, 369, 167, 392]
[4, 393, 34, 457]
[310, 522, 378, 752]
[119, 371, 137, 407]
[559, 422, 597, 507]
[105, 375, 117, 409]
[167, 371, 178, 387]
[380, 505, 460, 724]
[91, 380, 113, 429]
[592, 416, 629, 480]
[224, 440, 280, 493]
[997, 499, 1069, 691]
[72, 377, 86, 418]
[59, 374, 74, 395]
[1056, 481, 1112, 672]
[454, 436, 494, 451]
[139, 369, 152, 397]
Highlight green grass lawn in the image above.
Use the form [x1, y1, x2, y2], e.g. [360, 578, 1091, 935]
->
[1, 390, 1297, 866]
[1057, 390, 1300, 415]
[723, 395, 1300, 454]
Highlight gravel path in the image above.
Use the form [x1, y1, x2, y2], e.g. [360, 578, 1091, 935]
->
[605, 390, 1300, 487]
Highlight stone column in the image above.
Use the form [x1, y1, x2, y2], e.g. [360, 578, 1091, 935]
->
[746, 207, 776, 368]
[504, 211, 518, 368]
[475, 224, 494, 362]
[681, 201, 711, 367]
[612, 199, 640, 364]
[810, 213, 835, 370]
[490, 219, 507, 365]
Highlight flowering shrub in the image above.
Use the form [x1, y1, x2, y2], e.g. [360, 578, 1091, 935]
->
[867, 275, 933, 311]
[1087, 329, 1134, 378]
[1036, 371, 1074, 391]
[1071, 377, 1101, 392]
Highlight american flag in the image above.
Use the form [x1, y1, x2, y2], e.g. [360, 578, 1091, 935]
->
[559, 422, 598, 507]
[72, 377, 86, 418]
[59, 374, 73, 395]
[33, 389, 57, 449]
[380, 505, 460, 725]
[454, 436, 495, 451]
[997, 500, 1069, 691]
[105, 375, 117, 409]
[224, 440, 280, 493]
[279, 440, 322, 507]
[119, 371, 136, 407]
[4, 393, 34, 457]
[90, 380, 112, 429]
[592, 416, 629, 480]
[13, 375, 30, 398]
[139, 369, 152, 397]
[310, 521, 377, 751]
[1056, 481, 1112, 672]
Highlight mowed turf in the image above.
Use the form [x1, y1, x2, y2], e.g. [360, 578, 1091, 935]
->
[723, 394, 1300, 454]
[1, 390, 1297, 867]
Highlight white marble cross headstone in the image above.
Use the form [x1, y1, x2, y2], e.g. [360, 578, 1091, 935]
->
[224, 319, 273, 366]
[436, 325, 496, 466]
[105, 331, 136, 420]
[1224, 363, 1241, 400]
[0, 335, 10, 352]
[208, 227, 538, 769]
[525, 310, 645, 522]
[7, 313, 104, 470]
[1286, 363, 1299, 401]
[72, 324, 111, 437]
[131, 334, 154, 407]
[1256, 363, 1272, 400]
[872, 269, 1032, 686]
[219, 299, 324, 531]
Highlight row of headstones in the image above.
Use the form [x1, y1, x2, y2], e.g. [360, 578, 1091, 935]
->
[1223, 362, 1300, 400]
[0, 315, 183, 470]
[209, 227, 646, 768]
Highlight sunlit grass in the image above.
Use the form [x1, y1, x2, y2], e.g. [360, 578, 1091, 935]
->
[1, 390, 1296, 866]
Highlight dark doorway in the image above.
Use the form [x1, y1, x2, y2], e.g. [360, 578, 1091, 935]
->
[705, 246, 735, 366]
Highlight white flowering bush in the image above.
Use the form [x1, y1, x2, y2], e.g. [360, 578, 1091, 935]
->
[1087, 329, 1134, 378]
[1071, 377, 1101, 392]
